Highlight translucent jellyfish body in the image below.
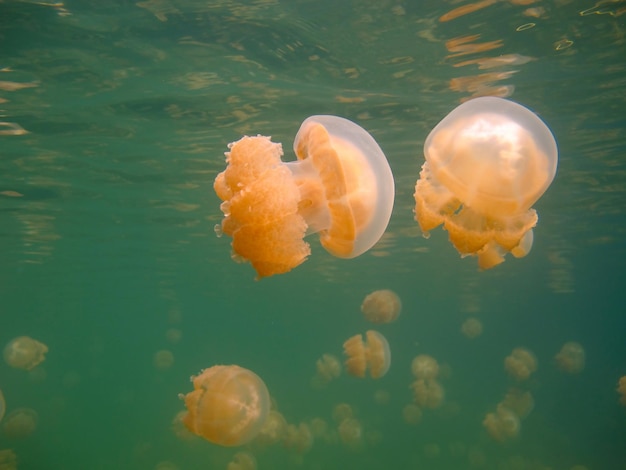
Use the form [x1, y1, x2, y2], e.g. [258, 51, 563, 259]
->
[214, 115, 395, 278]
[343, 330, 391, 379]
[180, 365, 270, 446]
[3, 336, 48, 371]
[414, 97, 558, 269]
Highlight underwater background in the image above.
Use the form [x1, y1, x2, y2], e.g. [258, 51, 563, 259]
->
[1, 0, 625, 469]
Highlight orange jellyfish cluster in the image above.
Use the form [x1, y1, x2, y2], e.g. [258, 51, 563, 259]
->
[213, 99, 558, 277]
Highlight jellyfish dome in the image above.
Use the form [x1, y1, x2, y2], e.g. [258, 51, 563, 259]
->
[343, 330, 391, 379]
[414, 97, 558, 269]
[180, 365, 270, 447]
[214, 115, 395, 278]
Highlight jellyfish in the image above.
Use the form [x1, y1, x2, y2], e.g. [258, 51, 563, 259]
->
[343, 330, 391, 379]
[0, 389, 4, 423]
[0, 449, 16, 470]
[554, 341, 585, 374]
[2, 408, 38, 439]
[504, 347, 537, 381]
[283, 422, 314, 454]
[214, 115, 395, 278]
[153, 349, 174, 371]
[254, 410, 287, 447]
[332, 403, 354, 423]
[3, 336, 48, 371]
[482, 404, 520, 442]
[617, 376, 626, 406]
[500, 388, 534, 419]
[413, 97, 558, 269]
[411, 354, 440, 380]
[338, 417, 363, 451]
[402, 403, 423, 425]
[411, 378, 445, 409]
[311, 353, 341, 388]
[227, 451, 257, 470]
[461, 317, 483, 339]
[180, 365, 270, 446]
[360, 289, 402, 324]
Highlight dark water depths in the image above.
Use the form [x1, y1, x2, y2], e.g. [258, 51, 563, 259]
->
[1, 0, 625, 469]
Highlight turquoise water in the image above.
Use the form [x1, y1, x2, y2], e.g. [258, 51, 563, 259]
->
[1, 0, 625, 469]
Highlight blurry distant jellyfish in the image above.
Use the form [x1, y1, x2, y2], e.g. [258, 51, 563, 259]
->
[411, 378, 445, 409]
[461, 317, 483, 339]
[283, 422, 314, 454]
[2, 408, 38, 439]
[254, 410, 287, 447]
[165, 328, 182, 345]
[483, 404, 520, 442]
[338, 417, 363, 451]
[227, 451, 257, 470]
[413, 97, 558, 269]
[0, 449, 16, 470]
[343, 330, 391, 379]
[411, 354, 440, 380]
[311, 354, 341, 388]
[153, 350, 174, 371]
[360, 289, 402, 324]
[171, 410, 196, 441]
[501, 388, 534, 419]
[617, 376, 626, 406]
[402, 403, 423, 425]
[213, 115, 395, 278]
[0, 389, 5, 423]
[3, 336, 48, 370]
[180, 365, 270, 446]
[374, 389, 390, 405]
[504, 347, 537, 381]
[554, 341, 585, 374]
[332, 403, 354, 423]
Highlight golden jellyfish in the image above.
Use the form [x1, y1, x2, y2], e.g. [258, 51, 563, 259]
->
[332, 403, 354, 423]
[227, 451, 256, 470]
[283, 422, 314, 454]
[338, 417, 363, 451]
[554, 341, 585, 374]
[482, 404, 520, 442]
[254, 410, 287, 447]
[617, 376, 626, 406]
[3, 336, 48, 370]
[180, 365, 270, 446]
[213, 115, 395, 278]
[402, 403, 423, 425]
[0, 389, 4, 423]
[2, 408, 38, 439]
[461, 317, 483, 339]
[153, 349, 174, 371]
[311, 353, 341, 388]
[411, 378, 445, 409]
[504, 347, 537, 381]
[413, 97, 558, 269]
[501, 388, 534, 419]
[411, 354, 440, 380]
[0, 449, 17, 470]
[343, 330, 391, 379]
[360, 289, 402, 324]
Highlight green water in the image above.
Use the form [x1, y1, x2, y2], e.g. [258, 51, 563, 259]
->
[1, 0, 625, 469]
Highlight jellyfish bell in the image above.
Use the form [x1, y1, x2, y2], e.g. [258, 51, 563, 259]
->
[180, 365, 270, 447]
[414, 97, 558, 269]
[360, 289, 402, 324]
[2, 408, 38, 439]
[411, 354, 440, 380]
[214, 115, 395, 278]
[504, 347, 537, 381]
[554, 341, 585, 374]
[343, 330, 391, 379]
[3, 336, 48, 371]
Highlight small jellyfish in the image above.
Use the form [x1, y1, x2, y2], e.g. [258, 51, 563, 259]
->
[3, 336, 48, 370]
[411, 354, 440, 380]
[0, 389, 5, 423]
[311, 353, 342, 388]
[0, 449, 16, 470]
[254, 410, 287, 447]
[180, 365, 270, 446]
[554, 341, 585, 374]
[214, 115, 395, 278]
[414, 97, 558, 269]
[332, 403, 354, 423]
[461, 317, 483, 339]
[338, 417, 363, 451]
[283, 422, 314, 454]
[617, 376, 626, 406]
[227, 451, 257, 470]
[483, 404, 520, 442]
[2, 408, 38, 439]
[402, 403, 423, 425]
[504, 347, 537, 381]
[411, 378, 445, 409]
[500, 388, 534, 419]
[343, 330, 391, 379]
[153, 349, 174, 371]
[360, 289, 402, 324]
